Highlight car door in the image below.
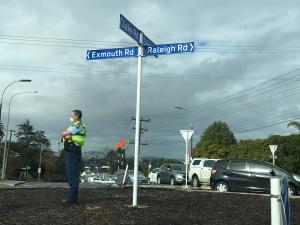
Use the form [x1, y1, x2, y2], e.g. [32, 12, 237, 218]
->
[148, 171, 154, 182]
[159, 165, 169, 183]
[165, 165, 172, 183]
[150, 169, 158, 183]
[227, 161, 251, 191]
[248, 162, 272, 192]
[152, 169, 158, 182]
[189, 159, 202, 179]
[200, 160, 216, 183]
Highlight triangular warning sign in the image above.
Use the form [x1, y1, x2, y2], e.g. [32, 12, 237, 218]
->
[269, 145, 278, 154]
[180, 130, 194, 142]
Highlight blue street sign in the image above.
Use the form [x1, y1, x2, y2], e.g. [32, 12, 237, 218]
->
[142, 34, 158, 58]
[142, 34, 155, 46]
[144, 42, 194, 56]
[86, 47, 138, 60]
[120, 14, 141, 43]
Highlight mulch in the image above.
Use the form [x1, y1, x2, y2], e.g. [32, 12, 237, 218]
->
[0, 187, 299, 225]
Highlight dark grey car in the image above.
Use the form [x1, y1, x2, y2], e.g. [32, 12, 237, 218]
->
[210, 159, 300, 196]
[114, 169, 149, 186]
[157, 164, 186, 185]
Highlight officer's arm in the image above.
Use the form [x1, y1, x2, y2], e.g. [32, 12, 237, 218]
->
[69, 125, 83, 135]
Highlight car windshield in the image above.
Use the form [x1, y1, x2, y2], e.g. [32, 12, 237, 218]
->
[171, 164, 185, 171]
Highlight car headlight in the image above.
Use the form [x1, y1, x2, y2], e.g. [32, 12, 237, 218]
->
[293, 175, 300, 182]
[175, 173, 184, 179]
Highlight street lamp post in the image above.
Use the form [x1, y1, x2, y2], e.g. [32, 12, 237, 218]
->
[4, 129, 15, 176]
[0, 79, 31, 123]
[1, 91, 37, 179]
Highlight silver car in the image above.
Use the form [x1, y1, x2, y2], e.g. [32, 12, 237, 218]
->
[114, 170, 149, 186]
[157, 164, 186, 185]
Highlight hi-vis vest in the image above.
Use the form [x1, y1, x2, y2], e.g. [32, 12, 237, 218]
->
[67, 121, 87, 147]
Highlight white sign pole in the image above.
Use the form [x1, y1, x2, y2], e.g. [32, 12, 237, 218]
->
[132, 34, 143, 207]
[185, 135, 189, 188]
[180, 130, 194, 188]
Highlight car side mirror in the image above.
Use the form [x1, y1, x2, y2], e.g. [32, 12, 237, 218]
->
[269, 169, 275, 176]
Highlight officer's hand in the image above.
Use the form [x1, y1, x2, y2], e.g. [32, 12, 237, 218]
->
[64, 135, 72, 140]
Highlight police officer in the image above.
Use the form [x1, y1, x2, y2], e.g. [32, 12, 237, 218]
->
[61, 110, 86, 204]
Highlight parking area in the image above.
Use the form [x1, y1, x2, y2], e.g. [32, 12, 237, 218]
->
[0, 186, 299, 225]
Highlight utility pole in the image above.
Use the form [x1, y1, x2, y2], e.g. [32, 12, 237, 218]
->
[38, 144, 44, 181]
[190, 125, 194, 160]
[132, 116, 150, 153]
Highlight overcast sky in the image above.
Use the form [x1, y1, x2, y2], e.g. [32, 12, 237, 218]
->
[1, 0, 300, 159]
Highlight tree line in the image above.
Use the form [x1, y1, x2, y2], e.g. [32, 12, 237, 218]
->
[0, 119, 65, 181]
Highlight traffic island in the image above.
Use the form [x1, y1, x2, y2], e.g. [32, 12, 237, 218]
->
[0, 187, 299, 225]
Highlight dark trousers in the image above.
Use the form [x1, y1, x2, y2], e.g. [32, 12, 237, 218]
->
[64, 142, 81, 202]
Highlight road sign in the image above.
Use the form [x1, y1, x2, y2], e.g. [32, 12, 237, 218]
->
[269, 145, 278, 165]
[120, 14, 141, 43]
[180, 130, 194, 142]
[142, 34, 158, 58]
[144, 42, 194, 56]
[88, 14, 196, 208]
[180, 129, 194, 189]
[269, 145, 278, 154]
[86, 47, 138, 60]
[142, 34, 155, 46]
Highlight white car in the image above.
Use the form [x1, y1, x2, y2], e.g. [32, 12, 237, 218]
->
[148, 168, 159, 183]
[189, 158, 219, 187]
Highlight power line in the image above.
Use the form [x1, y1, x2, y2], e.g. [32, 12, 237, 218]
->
[0, 34, 134, 44]
[233, 116, 300, 133]
[149, 66, 300, 119]
[229, 110, 300, 129]
[2, 64, 299, 80]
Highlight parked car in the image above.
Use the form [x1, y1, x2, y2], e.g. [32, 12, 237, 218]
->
[189, 158, 219, 187]
[210, 159, 300, 196]
[148, 168, 159, 183]
[114, 169, 149, 186]
[157, 164, 186, 185]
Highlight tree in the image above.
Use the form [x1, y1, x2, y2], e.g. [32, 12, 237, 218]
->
[268, 134, 300, 174]
[15, 119, 35, 147]
[198, 121, 237, 148]
[11, 119, 55, 180]
[287, 120, 300, 132]
[193, 121, 237, 158]
[102, 148, 118, 173]
[32, 130, 50, 148]
[0, 122, 4, 141]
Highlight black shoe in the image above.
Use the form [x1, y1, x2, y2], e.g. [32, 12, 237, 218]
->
[62, 198, 77, 204]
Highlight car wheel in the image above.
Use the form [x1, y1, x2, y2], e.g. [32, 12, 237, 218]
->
[170, 176, 175, 186]
[157, 176, 161, 184]
[289, 185, 296, 196]
[215, 181, 229, 192]
[192, 176, 200, 187]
